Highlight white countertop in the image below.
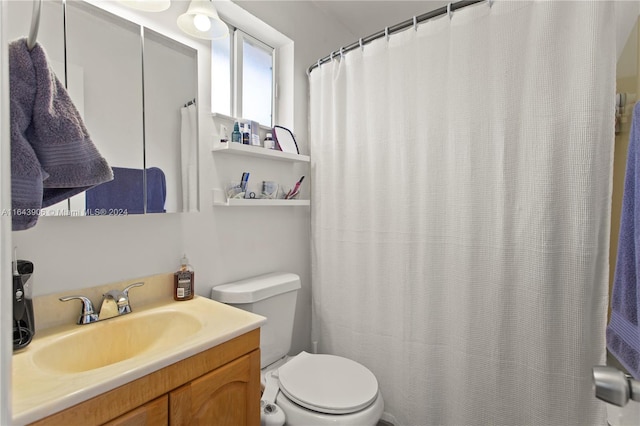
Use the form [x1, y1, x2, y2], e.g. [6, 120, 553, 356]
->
[12, 296, 265, 425]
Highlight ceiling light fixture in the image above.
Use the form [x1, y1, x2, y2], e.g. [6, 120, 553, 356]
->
[177, 0, 229, 40]
[117, 0, 171, 12]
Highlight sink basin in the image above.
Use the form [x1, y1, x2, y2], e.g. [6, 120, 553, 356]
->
[12, 296, 266, 426]
[31, 309, 202, 373]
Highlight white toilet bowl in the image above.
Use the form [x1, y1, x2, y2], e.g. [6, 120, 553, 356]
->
[211, 273, 384, 425]
[263, 351, 384, 426]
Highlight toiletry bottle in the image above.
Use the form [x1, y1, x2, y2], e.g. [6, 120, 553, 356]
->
[264, 133, 275, 149]
[231, 122, 242, 143]
[174, 254, 194, 301]
[242, 123, 250, 144]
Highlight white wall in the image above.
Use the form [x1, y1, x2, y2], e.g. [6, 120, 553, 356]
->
[8, 0, 353, 359]
[182, 0, 354, 356]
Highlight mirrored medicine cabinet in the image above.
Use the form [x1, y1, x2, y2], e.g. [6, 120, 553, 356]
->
[7, 0, 199, 215]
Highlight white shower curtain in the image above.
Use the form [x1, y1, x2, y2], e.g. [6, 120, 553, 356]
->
[309, 2, 615, 425]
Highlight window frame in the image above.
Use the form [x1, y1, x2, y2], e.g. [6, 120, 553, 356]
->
[212, 25, 276, 127]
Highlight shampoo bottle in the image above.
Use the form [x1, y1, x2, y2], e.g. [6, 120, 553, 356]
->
[174, 254, 194, 301]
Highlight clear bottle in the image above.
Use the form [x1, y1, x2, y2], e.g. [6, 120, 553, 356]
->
[174, 254, 194, 301]
[263, 133, 275, 149]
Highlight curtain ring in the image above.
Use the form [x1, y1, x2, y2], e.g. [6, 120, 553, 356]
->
[447, 2, 453, 19]
[340, 47, 344, 59]
[317, 59, 321, 68]
[488, 0, 493, 8]
[413, 16, 418, 31]
[330, 51, 334, 61]
[359, 38, 364, 51]
[385, 26, 390, 42]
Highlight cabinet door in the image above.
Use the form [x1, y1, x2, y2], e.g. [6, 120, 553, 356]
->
[169, 350, 260, 426]
[103, 395, 168, 426]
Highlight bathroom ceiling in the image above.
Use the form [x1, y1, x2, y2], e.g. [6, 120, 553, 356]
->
[310, 0, 450, 39]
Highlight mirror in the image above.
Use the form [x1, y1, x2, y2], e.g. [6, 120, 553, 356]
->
[6, 0, 198, 215]
[144, 28, 199, 213]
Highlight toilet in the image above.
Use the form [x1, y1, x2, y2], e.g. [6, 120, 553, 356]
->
[211, 272, 384, 426]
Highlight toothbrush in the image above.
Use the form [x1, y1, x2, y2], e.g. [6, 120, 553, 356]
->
[240, 172, 250, 192]
[241, 172, 253, 199]
[286, 176, 305, 199]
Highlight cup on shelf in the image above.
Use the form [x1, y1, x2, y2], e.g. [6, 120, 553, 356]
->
[261, 181, 279, 199]
[226, 181, 245, 199]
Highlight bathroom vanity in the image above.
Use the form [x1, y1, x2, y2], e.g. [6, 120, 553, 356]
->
[32, 331, 260, 425]
[12, 294, 265, 425]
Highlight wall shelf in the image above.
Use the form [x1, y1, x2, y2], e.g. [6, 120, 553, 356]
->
[213, 198, 310, 207]
[212, 141, 310, 163]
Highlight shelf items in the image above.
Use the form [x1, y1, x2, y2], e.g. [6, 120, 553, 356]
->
[211, 143, 311, 207]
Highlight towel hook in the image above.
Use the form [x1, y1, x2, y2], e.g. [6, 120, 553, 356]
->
[447, 2, 453, 20]
[27, 0, 42, 51]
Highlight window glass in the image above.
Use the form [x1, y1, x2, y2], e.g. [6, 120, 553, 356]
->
[241, 37, 273, 126]
[211, 29, 231, 116]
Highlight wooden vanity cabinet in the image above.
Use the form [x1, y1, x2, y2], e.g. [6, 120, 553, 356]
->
[170, 351, 260, 425]
[29, 329, 260, 426]
[103, 395, 168, 426]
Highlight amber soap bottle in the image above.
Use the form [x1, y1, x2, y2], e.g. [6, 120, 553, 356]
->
[174, 254, 194, 301]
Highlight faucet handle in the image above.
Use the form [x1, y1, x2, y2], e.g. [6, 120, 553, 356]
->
[59, 295, 99, 325]
[119, 281, 144, 314]
[123, 281, 144, 297]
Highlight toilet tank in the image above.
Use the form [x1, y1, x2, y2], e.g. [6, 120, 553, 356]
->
[211, 272, 301, 368]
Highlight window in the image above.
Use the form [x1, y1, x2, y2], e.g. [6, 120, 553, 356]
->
[212, 26, 274, 126]
[211, 26, 232, 116]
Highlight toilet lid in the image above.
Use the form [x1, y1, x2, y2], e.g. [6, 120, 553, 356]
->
[277, 351, 378, 415]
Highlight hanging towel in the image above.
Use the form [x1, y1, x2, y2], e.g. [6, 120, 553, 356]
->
[180, 103, 198, 212]
[85, 167, 166, 214]
[146, 167, 167, 213]
[608, 102, 640, 379]
[9, 38, 112, 230]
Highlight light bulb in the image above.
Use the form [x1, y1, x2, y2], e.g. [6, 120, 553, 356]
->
[193, 14, 211, 32]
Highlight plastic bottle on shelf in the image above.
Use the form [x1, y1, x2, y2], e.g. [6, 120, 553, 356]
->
[242, 122, 251, 144]
[231, 122, 242, 143]
[263, 133, 275, 149]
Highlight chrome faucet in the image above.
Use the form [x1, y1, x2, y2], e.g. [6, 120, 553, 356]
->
[59, 282, 144, 325]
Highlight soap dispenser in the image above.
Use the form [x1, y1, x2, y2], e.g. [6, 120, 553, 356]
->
[174, 254, 194, 301]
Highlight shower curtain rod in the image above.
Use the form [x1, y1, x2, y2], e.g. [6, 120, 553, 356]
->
[307, 0, 485, 75]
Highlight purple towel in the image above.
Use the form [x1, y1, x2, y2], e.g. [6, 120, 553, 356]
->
[9, 38, 112, 230]
[85, 167, 166, 214]
[608, 102, 640, 379]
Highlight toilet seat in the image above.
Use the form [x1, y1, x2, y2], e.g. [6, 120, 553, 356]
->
[277, 351, 379, 415]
